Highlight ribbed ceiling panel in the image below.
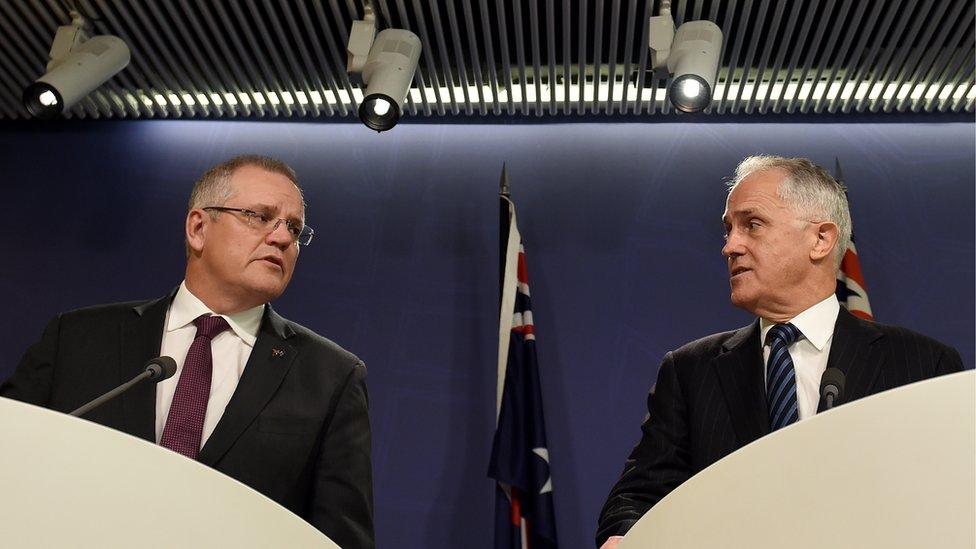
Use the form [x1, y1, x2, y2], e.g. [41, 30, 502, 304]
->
[0, 0, 972, 120]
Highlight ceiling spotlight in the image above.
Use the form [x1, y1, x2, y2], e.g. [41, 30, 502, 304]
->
[22, 11, 130, 119]
[347, 3, 421, 132]
[649, 3, 723, 113]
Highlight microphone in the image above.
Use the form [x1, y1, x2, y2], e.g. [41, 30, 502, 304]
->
[820, 367, 846, 411]
[69, 356, 177, 418]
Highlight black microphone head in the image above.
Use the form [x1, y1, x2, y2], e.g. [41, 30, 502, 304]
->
[821, 367, 846, 398]
[145, 356, 178, 382]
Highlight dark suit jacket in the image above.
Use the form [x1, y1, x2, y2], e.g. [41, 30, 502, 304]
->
[596, 308, 964, 546]
[1, 294, 374, 549]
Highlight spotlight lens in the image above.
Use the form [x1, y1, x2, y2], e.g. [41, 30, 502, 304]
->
[668, 75, 711, 113]
[39, 90, 59, 106]
[359, 94, 401, 132]
[370, 98, 392, 116]
[680, 79, 701, 98]
[23, 82, 64, 119]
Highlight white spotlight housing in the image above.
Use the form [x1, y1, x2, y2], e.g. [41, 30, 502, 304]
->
[357, 29, 421, 132]
[666, 20, 723, 113]
[23, 12, 130, 119]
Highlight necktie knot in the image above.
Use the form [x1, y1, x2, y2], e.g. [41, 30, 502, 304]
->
[193, 314, 230, 340]
[766, 323, 801, 347]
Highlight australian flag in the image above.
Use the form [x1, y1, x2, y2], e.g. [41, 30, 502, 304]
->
[488, 165, 558, 549]
[833, 158, 874, 320]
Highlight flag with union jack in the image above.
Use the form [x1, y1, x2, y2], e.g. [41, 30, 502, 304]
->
[834, 158, 874, 320]
[488, 165, 558, 549]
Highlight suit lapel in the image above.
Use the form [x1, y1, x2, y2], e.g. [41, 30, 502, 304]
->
[120, 295, 171, 442]
[198, 305, 297, 466]
[713, 320, 770, 446]
[818, 308, 885, 412]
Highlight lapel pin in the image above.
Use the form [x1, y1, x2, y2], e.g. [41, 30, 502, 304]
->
[271, 348, 285, 358]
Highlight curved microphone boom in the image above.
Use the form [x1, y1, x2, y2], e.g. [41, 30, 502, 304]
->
[820, 368, 846, 411]
[69, 356, 177, 418]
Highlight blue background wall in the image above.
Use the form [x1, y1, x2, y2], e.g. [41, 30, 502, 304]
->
[1, 120, 973, 547]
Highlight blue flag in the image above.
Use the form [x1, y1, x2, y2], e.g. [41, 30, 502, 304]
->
[489, 187, 558, 549]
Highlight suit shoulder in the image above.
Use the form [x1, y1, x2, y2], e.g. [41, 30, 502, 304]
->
[671, 328, 744, 359]
[280, 318, 364, 369]
[869, 320, 956, 354]
[57, 298, 157, 323]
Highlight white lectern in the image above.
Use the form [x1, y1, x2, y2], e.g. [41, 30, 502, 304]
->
[620, 371, 975, 549]
[0, 397, 339, 548]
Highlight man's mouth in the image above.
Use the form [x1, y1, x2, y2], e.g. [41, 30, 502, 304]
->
[257, 256, 284, 269]
[730, 267, 751, 278]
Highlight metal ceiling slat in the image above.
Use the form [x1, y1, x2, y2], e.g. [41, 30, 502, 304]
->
[590, 0, 605, 114]
[510, 0, 529, 114]
[939, 47, 974, 111]
[441, 1, 474, 115]
[312, 1, 362, 116]
[825, 0, 887, 114]
[743, 0, 786, 114]
[296, 1, 346, 117]
[458, 0, 487, 115]
[865, 2, 935, 113]
[925, 25, 974, 112]
[881, 0, 951, 113]
[634, 0, 653, 115]
[125, 1, 211, 117]
[618, 0, 639, 114]
[803, 0, 859, 114]
[692, 0, 703, 21]
[857, 2, 931, 112]
[717, 0, 752, 114]
[101, 0, 186, 117]
[394, 0, 441, 116]
[784, 0, 837, 114]
[545, 0, 557, 115]
[259, 0, 322, 117]
[232, 1, 292, 117]
[412, 0, 456, 116]
[184, 0, 258, 117]
[895, 0, 964, 113]
[870, 2, 946, 112]
[245, 0, 306, 118]
[275, 0, 334, 117]
[475, 0, 500, 115]
[605, 0, 621, 115]
[494, 0, 515, 114]
[561, 0, 571, 114]
[840, 0, 902, 114]
[576, 0, 587, 115]
[710, 0, 737, 113]
[758, 0, 803, 113]
[208, 1, 273, 116]
[811, 0, 868, 114]
[729, 0, 770, 115]
[917, 3, 973, 112]
[152, 2, 224, 117]
[950, 60, 975, 111]
[526, 0, 544, 116]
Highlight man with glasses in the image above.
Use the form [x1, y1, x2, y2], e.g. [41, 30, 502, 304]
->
[1, 155, 374, 549]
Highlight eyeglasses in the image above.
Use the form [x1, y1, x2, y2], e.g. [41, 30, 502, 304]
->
[203, 206, 314, 246]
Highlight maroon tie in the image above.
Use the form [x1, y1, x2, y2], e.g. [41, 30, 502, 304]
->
[160, 314, 230, 459]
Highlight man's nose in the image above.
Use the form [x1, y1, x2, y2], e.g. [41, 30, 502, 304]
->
[722, 232, 743, 259]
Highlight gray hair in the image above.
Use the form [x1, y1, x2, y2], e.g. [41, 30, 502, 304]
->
[729, 155, 851, 267]
[188, 154, 303, 215]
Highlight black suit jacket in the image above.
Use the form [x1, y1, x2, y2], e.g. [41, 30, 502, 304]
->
[596, 308, 964, 546]
[1, 294, 374, 549]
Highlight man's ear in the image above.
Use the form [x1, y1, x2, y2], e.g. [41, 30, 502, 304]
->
[810, 221, 839, 262]
[186, 209, 209, 255]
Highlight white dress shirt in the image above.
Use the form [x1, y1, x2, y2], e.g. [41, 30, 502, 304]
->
[155, 281, 264, 446]
[759, 294, 840, 421]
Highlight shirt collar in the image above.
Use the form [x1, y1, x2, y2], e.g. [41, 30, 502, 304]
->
[759, 294, 840, 351]
[166, 281, 264, 346]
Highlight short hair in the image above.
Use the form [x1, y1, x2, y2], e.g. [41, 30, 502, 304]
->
[729, 155, 851, 267]
[188, 154, 303, 214]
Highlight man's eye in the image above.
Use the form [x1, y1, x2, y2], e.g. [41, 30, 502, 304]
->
[288, 224, 302, 237]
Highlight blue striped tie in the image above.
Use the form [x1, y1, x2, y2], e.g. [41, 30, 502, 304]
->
[766, 323, 802, 432]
